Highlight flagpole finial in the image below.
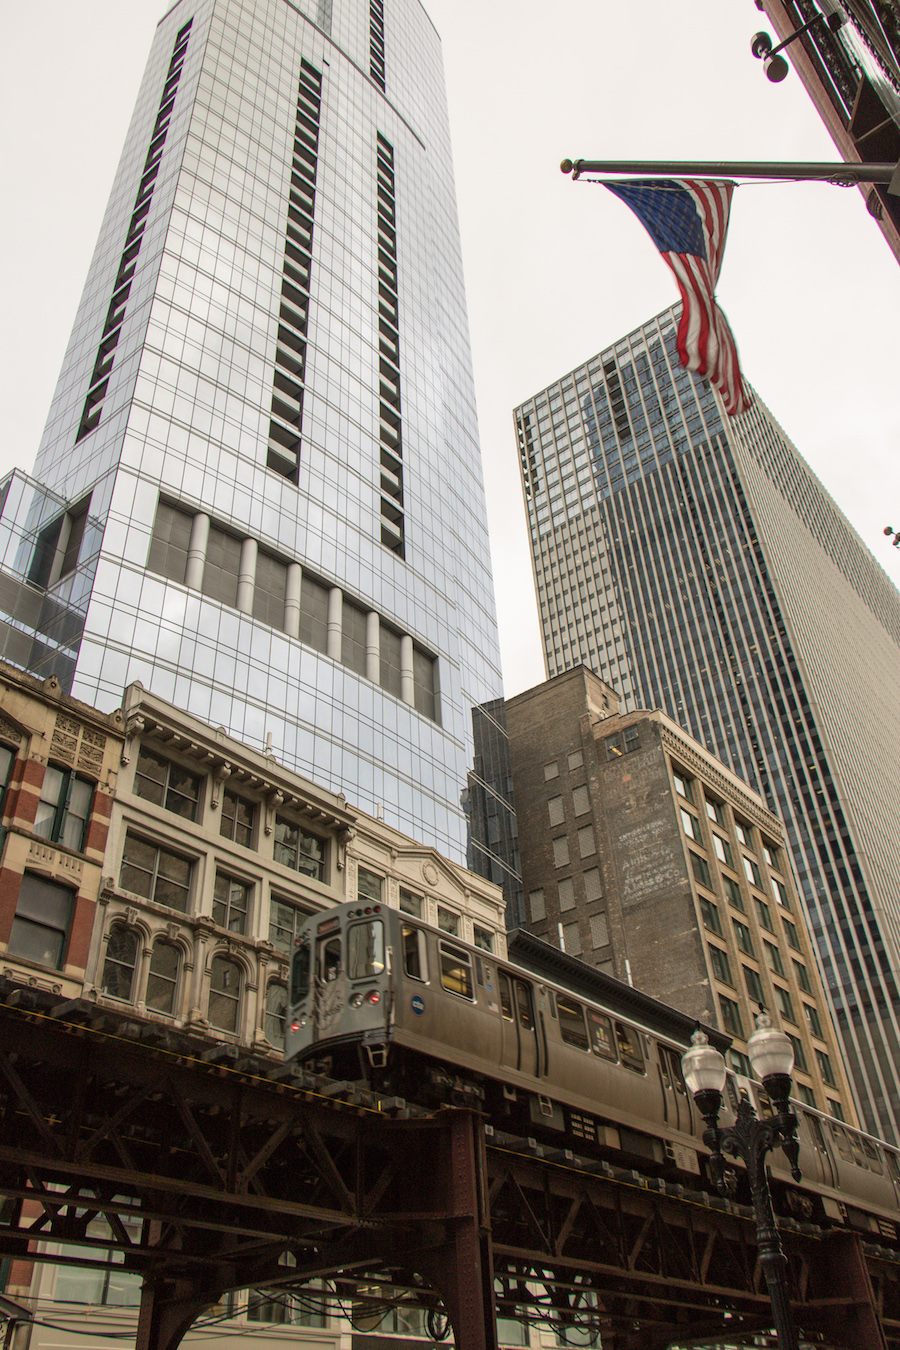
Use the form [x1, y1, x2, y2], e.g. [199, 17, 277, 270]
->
[561, 159, 574, 175]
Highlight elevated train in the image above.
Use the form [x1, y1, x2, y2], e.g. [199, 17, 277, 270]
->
[285, 902, 900, 1240]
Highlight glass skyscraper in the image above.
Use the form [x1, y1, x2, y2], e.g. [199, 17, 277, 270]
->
[2, 0, 502, 862]
[515, 305, 900, 1143]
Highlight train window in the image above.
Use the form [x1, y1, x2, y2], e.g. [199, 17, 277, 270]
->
[290, 940, 310, 1004]
[440, 942, 474, 1000]
[557, 995, 590, 1050]
[615, 1022, 644, 1073]
[830, 1124, 854, 1162]
[515, 980, 535, 1031]
[589, 1011, 616, 1060]
[806, 1114, 827, 1150]
[660, 1045, 687, 1095]
[347, 921, 384, 979]
[499, 971, 513, 1020]
[862, 1139, 883, 1175]
[886, 1151, 900, 1181]
[402, 924, 427, 982]
[319, 935, 341, 983]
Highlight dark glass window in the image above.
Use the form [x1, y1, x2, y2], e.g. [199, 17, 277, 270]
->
[348, 921, 384, 978]
[793, 960, 812, 994]
[270, 897, 305, 956]
[764, 940, 785, 976]
[743, 965, 764, 1004]
[733, 919, 754, 955]
[209, 955, 242, 1033]
[402, 923, 427, 981]
[755, 897, 774, 932]
[120, 833, 192, 912]
[135, 749, 202, 821]
[253, 551, 288, 628]
[342, 598, 368, 675]
[705, 797, 723, 825]
[274, 816, 325, 880]
[299, 574, 329, 651]
[557, 995, 589, 1049]
[804, 1003, 824, 1038]
[220, 789, 254, 846]
[34, 766, 93, 851]
[380, 623, 402, 696]
[147, 941, 179, 1015]
[690, 851, 712, 890]
[202, 525, 242, 606]
[709, 945, 732, 985]
[719, 995, 742, 1038]
[723, 875, 744, 910]
[147, 502, 193, 584]
[698, 893, 722, 935]
[102, 924, 138, 999]
[413, 647, 436, 721]
[265, 982, 287, 1048]
[774, 984, 796, 1023]
[783, 918, 801, 951]
[8, 875, 73, 968]
[615, 1021, 644, 1072]
[358, 867, 382, 902]
[213, 873, 250, 933]
[440, 942, 474, 999]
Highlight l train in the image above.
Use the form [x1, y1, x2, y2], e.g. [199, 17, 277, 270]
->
[285, 902, 900, 1239]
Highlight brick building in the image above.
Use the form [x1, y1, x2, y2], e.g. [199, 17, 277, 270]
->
[0, 661, 124, 1000]
[506, 666, 855, 1122]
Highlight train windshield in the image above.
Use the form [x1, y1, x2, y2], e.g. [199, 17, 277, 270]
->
[291, 940, 311, 1004]
[348, 920, 385, 979]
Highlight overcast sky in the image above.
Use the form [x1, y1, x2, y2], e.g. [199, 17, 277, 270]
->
[2, 0, 899, 699]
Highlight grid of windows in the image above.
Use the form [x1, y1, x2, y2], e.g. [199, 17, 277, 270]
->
[75, 21, 192, 441]
[376, 133, 404, 557]
[146, 503, 439, 722]
[220, 790, 254, 847]
[274, 817, 325, 881]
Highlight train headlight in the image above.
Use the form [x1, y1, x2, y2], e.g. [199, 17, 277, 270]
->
[366, 990, 381, 1005]
[350, 992, 364, 1008]
[291, 1018, 306, 1031]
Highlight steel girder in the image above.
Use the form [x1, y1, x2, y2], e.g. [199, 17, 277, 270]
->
[0, 992, 896, 1349]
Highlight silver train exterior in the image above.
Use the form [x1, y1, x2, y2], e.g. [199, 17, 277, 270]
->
[285, 901, 900, 1239]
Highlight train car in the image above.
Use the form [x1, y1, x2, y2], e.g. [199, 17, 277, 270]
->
[285, 901, 900, 1239]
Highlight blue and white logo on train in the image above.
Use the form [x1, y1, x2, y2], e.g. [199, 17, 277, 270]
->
[411, 995, 425, 1016]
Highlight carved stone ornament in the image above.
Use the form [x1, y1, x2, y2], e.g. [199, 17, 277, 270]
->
[422, 861, 439, 887]
[121, 715, 146, 766]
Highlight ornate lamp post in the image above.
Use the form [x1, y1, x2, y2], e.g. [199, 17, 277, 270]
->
[681, 1013, 803, 1350]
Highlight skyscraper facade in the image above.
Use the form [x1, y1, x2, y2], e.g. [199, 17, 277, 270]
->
[514, 305, 900, 1143]
[4, 0, 502, 864]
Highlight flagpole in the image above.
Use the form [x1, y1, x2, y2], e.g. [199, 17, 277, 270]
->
[560, 159, 900, 195]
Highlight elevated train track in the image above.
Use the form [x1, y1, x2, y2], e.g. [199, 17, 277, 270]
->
[0, 980, 896, 1350]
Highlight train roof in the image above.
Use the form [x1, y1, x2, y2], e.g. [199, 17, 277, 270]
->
[507, 928, 730, 1053]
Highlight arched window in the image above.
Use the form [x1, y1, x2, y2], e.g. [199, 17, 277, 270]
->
[147, 940, 179, 1016]
[101, 925, 138, 1000]
[265, 982, 287, 1049]
[209, 955, 242, 1033]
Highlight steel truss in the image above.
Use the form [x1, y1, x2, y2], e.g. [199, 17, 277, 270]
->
[0, 987, 896, 1350]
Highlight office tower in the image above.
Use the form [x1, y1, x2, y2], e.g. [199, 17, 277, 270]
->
[466, 700, 523, 927]
[0, 0, 502, 865]
[514, 305, 900, 1143]
[756, 0, 900, 263]
[504, 666, 856, 1124]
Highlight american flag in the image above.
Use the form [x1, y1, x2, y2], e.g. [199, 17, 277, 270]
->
[605, 179, 752, 416]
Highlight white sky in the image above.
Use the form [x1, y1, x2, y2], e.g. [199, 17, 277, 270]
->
[2, 0, 899, 699]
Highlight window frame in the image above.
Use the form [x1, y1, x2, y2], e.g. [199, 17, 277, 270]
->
[33, 765, 94, 852]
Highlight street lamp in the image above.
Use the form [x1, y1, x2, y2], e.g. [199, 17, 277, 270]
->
[681, 1013, 803, 1350]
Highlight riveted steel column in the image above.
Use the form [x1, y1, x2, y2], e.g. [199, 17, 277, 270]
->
[418, 1110, 498, 1350]
[135, 1275, 219, 1350]
[803, 1230, 888, 1350]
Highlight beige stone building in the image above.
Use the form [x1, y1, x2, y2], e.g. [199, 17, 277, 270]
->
[86, 681, 507, 1049]
[506, 666, 856, 1124]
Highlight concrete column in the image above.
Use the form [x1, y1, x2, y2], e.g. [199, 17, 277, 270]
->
[366, 611, 380, 684]
[235, 537, 257, 614]
[327, 586, 342, 660]
[284, 562, 302, 639]
[184, 513, 210, 590]
[400, 633, 415, 706]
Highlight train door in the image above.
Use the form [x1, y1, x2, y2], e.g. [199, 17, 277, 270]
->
[804, 1112, 839, 1190]
[657, 1043, 693, 1135]
[313, 927, 346, 1040]
[497, 971, 539, 1076]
